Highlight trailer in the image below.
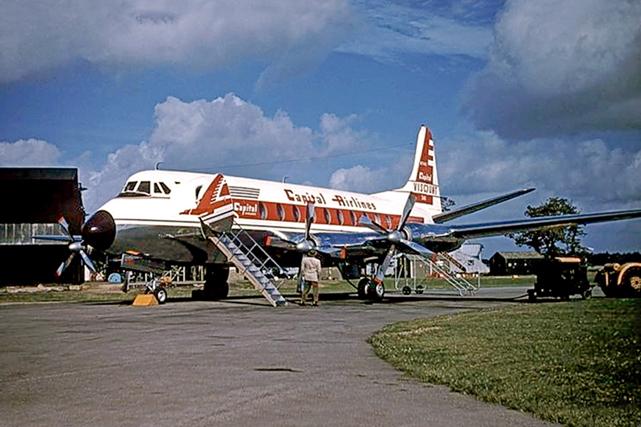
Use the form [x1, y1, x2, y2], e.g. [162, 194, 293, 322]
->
[528, 256, 591, 301]
[595, 262, 641, 297]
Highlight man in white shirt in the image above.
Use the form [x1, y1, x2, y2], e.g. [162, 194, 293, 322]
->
[300, 250, 322, 306]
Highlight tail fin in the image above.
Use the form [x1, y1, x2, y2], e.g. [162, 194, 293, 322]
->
[396, 125, 441, 211]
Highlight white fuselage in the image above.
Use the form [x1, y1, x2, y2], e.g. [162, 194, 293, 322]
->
[97, 169, 439, 263]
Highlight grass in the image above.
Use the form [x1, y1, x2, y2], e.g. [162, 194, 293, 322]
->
[369, 299, 641, 427]
[0, 278, 357, 304]
[0, 275, 540, 304]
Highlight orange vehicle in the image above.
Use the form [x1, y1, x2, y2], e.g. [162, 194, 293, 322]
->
[595, 262, 641, 297]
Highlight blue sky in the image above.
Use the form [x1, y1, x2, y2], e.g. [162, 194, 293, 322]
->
[1, 0, 640, 255]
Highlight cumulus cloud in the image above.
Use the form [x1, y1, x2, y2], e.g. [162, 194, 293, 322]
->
[462, 0, 641, 139]
[0, 0, 356, 85]
[439, 131, 641, 205]
[0, 139, 61, 165]
[83, 94, 368, 210]
[329, 165, 381, 193]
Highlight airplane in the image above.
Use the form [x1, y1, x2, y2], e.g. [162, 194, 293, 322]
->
[62, 125, 641, 303]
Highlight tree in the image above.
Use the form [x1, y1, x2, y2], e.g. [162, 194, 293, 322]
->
[510, 197, 587, 257]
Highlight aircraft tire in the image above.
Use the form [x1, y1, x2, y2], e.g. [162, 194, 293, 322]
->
[202, 264, 230, 300]
[357, 278, 369, 299]
[154, 286, 168, 304]
[402, 286, 411, 295]
[373, 282, 385, 300]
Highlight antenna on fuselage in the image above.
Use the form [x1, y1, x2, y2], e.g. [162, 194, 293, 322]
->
[155, 162, 163, 170]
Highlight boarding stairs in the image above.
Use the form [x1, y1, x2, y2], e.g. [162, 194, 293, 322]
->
[199, 205, 287, 306]
[208, 228, 288, 307]
[394, 253, 477, 296]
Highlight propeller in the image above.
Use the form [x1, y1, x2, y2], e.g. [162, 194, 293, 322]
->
[296, 202, 316, 252]
[54, 216, 97, 278]
[359, 195, 428, 286]
[37, 211, 116, 279]
[296, 203, 316, 295]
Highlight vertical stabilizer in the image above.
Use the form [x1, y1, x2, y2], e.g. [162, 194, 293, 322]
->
[397, 125, 441, 212]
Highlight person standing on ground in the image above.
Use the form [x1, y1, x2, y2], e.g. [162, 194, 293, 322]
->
[300, 250, 322, 306]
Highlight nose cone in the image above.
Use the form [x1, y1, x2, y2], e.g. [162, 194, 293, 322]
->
[82, 210, 116, 252]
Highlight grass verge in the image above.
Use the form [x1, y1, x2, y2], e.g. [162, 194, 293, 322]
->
[369, 299, 641, 427]
[0, 279, 357, 304]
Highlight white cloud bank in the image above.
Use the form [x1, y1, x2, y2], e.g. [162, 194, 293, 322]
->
[83, 94, 368, 210]
[0, 0, 356, 86]
[439, 131, 641, 206]
[0, 139, 61, 165]
[463, 0, 641, 138]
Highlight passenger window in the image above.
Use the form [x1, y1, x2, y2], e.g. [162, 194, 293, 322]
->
[159, 182, 171, 194]
[293, 206, 301, 222]
[154, 183, 162, 194]
[137, 181, 151, 194]
[259, 202, 268, 220]
[277, 204, 285, 221]
[124, 182, 137, 192]
[323, 208, 331, 224]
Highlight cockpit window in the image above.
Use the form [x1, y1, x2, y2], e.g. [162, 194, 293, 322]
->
[154, 183, 162, 194]
[137, 181, 151, 194]
[159, 182, 171, 194]
[118, 180, 154, 197]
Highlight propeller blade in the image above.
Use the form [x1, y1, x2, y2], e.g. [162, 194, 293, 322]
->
[398, 195, 416, 231]
[304, 202, 315, 241]
[56, 253, 76, 278]
[399, 239, 432, 256]
[32, 235, 73, 242]
[373, 244, 396, 284]
[79, 250, 97, 273]
[57, 216, 71, 237]
[359, 215, 388, 234]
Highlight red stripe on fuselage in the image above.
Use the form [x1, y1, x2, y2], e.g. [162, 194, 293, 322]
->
[229, 198, 423, 228]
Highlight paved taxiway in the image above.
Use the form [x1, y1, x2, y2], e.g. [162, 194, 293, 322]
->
[1, 287, 559, 427]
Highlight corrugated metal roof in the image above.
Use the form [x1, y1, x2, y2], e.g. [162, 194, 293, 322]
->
[493, 251, 544, 260]
[0, 168, 78, 181]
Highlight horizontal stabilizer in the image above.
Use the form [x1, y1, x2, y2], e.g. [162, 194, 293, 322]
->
[432, 188, 535, 223]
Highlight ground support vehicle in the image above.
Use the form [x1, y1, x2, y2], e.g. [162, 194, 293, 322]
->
[528, 257, 591, 301]
[595, 262, 641, 297]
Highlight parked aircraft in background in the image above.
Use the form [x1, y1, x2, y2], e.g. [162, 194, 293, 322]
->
[58, 125, 641, 302]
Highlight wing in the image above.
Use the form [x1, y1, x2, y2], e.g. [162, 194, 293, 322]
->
[446, 209, 641, 239]
[432, 188, 535, 223]
[264, 208, 641, 263]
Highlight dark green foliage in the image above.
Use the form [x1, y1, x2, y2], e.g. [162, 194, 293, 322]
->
[510, 197, 587, 257]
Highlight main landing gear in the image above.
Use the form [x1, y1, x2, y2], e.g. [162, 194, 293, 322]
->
[192, 264, 229, 300]
[357, 277, 385, 301]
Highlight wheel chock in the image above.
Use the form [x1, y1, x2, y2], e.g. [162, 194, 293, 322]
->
[132, 294, 159, 306]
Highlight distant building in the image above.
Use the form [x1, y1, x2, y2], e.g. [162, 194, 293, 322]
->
[0, 168, 85, 285]
[489, 251, 544, 276]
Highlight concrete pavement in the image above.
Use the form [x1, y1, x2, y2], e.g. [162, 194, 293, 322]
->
[0, 289, 558, 427]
